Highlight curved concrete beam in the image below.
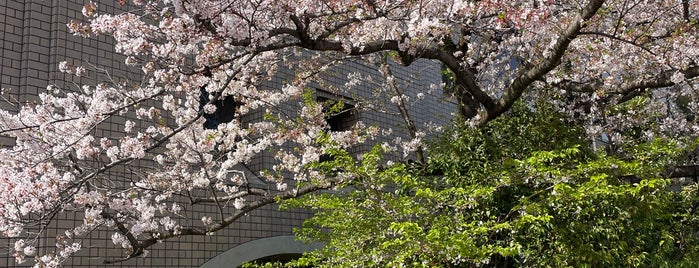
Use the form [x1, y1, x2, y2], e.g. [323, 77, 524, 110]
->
[200, 235, 322, 268]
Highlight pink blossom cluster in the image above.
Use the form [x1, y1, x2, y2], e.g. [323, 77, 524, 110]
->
[0, 0, 697, 265]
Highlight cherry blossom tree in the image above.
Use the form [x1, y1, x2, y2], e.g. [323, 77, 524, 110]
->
[1, 0, 698, 266]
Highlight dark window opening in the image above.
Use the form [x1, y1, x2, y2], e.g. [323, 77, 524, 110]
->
[326, 109, 351, 131]
[199, 69, 240, 130]
[200, 87, 239, 130]
[316, 95, 355, 132]
[316, 91, 356, 164]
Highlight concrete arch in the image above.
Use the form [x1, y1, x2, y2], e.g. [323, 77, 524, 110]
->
[200, 235, 322, 268]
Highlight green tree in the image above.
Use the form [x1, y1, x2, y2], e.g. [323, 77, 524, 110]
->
[276, 102, 699, 267]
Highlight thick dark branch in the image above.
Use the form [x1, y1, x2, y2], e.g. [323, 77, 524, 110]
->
[488, 0, 605, 124]
[556, 79, 603, 93]
[226, 12, 490, 119]
[296, 35, 402, 56]
[556, 66, 699, 104]
[422, 48, 494, 117]
[284, 15, 405, 57]
[101, 211, 143, 264]
[616, 66, 699, 104]
[289, 14, 307, 40]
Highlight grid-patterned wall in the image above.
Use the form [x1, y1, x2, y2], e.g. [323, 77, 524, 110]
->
[0, 1, 314, 267]
[0, 1, 456, 267]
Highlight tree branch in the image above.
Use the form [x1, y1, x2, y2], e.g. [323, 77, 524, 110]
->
[105, 183, 334, 263]
[616, 66, 699, 104]
[421, 48, 493, 118]
[488, 0, 605, 124]
[578, 31, 655, 54]
[379, 54, 425, 164]
[191, 187, 268, 204]
[101, 211, 143, 264]
[556, 79, 603, 93]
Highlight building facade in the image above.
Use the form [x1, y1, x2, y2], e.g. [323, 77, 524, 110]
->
[0, 1, 455, 267]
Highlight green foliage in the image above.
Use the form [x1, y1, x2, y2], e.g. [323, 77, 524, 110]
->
[263, 102, 699, 267]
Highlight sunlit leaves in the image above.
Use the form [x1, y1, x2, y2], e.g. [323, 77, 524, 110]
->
[281, 101, 699, 267]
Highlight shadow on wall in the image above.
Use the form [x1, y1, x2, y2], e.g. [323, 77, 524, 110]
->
[200, 235, 322, 268]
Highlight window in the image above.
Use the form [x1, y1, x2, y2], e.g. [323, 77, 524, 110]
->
[200, 86, 239, 129]
[315, 90, 356, 164]
[315, 90, 355, 132]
